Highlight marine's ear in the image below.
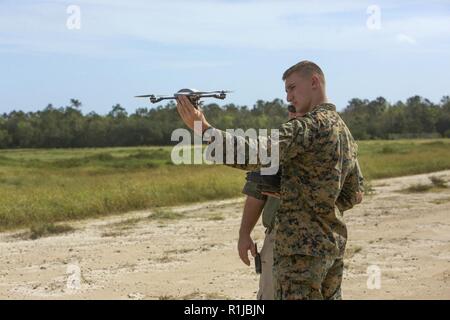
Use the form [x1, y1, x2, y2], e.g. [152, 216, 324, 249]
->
[311, 74, 321, 89]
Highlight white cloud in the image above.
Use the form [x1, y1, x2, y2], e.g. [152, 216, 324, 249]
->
[396, 33, 417, 45]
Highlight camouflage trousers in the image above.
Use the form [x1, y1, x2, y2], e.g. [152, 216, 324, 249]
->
[273, 253, 344, 300]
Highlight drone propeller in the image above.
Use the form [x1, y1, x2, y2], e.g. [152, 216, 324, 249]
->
[207, 90, 233, 93]
[135, 94, 172, 98]
[184, 90, 233, 95]
[135, 94, 155, 98]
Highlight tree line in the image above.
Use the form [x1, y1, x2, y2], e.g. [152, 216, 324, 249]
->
[1, 95, 449, 149]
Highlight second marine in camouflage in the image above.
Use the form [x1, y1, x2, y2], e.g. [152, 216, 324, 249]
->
[176, 60, 364, 299]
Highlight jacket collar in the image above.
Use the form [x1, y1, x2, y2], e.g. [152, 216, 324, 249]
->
[310, 102, 336, 113]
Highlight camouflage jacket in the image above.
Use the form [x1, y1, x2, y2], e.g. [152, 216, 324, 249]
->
[242, 159, 363, 232]
[205, 103, 363, 258]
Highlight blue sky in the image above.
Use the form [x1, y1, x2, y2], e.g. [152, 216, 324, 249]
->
[1, 0, 449, 114]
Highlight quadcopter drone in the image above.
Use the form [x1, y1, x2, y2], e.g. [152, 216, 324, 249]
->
[135, 88, 232, 109]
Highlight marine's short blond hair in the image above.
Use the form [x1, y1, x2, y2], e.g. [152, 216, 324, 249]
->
[282, 60, 325, 84]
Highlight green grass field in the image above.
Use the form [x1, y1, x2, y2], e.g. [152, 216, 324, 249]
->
[1, 139, 450, 231]
[357, 140, 450, 179]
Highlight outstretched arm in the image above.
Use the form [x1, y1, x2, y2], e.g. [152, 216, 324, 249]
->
[176, 96, 306, 172]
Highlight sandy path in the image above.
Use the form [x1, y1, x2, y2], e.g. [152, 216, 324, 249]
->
[0, 171, 449, 300]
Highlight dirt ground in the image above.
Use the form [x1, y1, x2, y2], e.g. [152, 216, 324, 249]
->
[0, 170, 449, 300]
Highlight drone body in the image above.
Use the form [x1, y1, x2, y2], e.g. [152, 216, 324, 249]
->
[135, 88, 231, 108]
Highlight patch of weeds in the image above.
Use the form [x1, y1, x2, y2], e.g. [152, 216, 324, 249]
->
[400, 176, 448, 193]
[28, 223, 75, 240]
[429, 176, 448, 188]
[430, 197, 450, 205]
[199, 243, 219, 252]
[165, 248, 194, 254]
[148, 209, 184, 221]
[401, 184, 433, 193]
[109, 218, 142, 230]
[101, 231, 124, 238]
[155, 255, 173, 263]
[344, 245, 363, 259]
[102, 217, 142, 237]
[207, 214, 224, 221]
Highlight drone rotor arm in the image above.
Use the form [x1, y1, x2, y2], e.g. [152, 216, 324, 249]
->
[152, 96, 178, 103]
[197, 93, 227, 100]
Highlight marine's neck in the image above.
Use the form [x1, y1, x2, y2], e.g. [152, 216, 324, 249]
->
[307, 92, 328, 113]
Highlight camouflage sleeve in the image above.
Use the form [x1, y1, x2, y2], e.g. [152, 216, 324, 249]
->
[242, 180, 267, 201]
[336, 159, 364, 212]
[203, 118, 309, 172]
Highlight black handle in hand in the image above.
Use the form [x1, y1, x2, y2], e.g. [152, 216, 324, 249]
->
[255, 243, 262, 274]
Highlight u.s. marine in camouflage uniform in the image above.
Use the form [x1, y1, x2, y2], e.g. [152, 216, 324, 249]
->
[176, 60, 364, 300]
[240, 119, 363, 300]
